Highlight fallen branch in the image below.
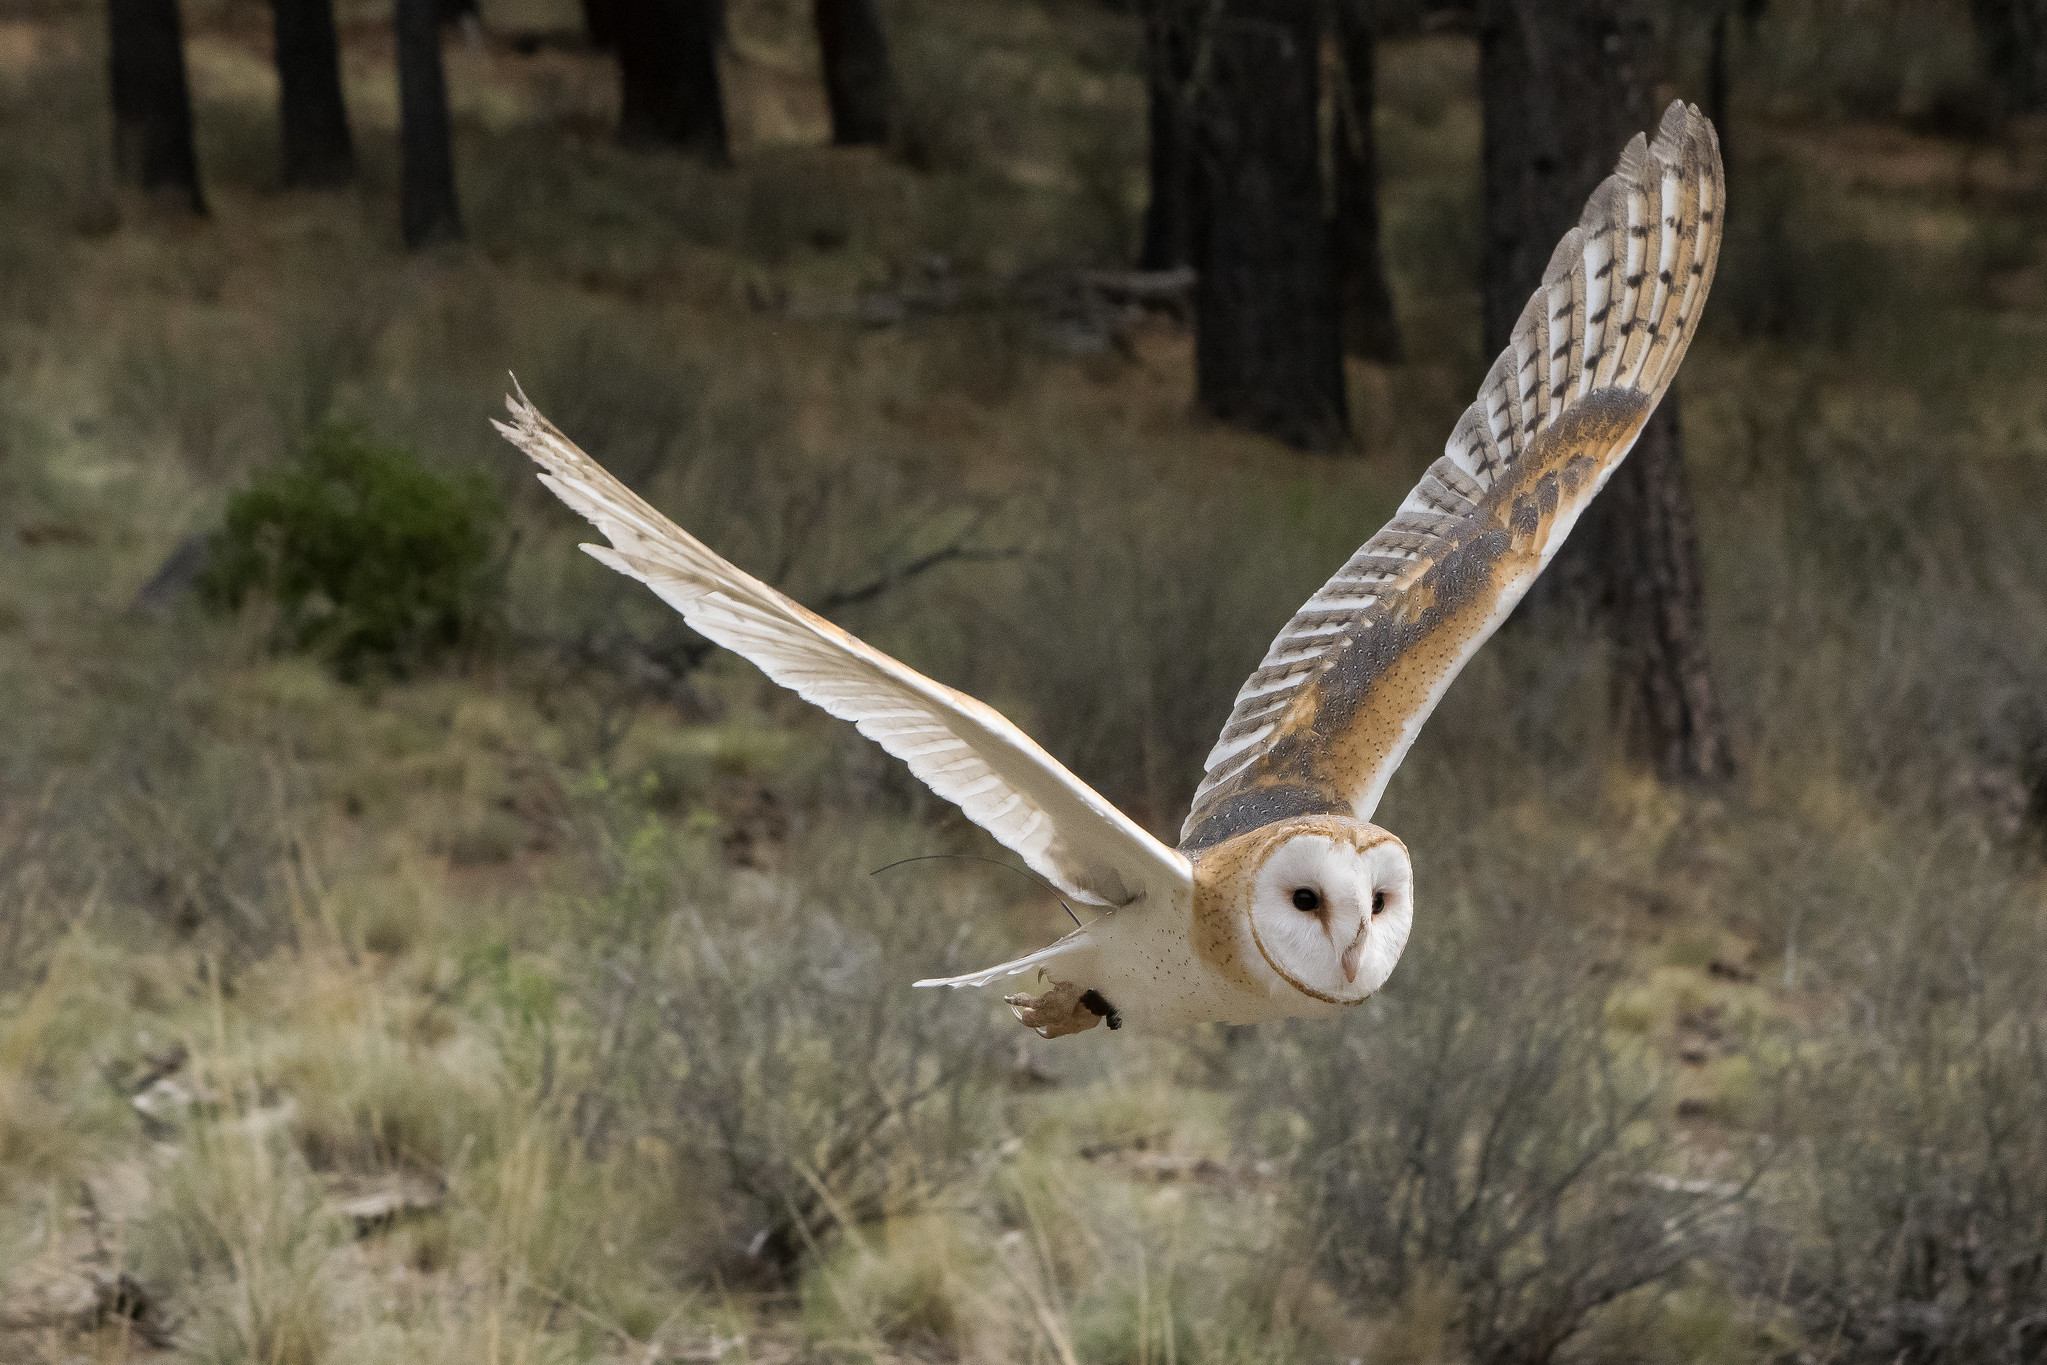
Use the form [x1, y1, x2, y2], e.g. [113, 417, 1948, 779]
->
[762, 264, 1196, 331]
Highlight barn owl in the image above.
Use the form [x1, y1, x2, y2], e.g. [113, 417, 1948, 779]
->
[499, 101, 1722, 1038]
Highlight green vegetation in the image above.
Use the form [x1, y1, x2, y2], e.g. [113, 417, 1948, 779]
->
[198, 423, 502, 678]
[3, 0, 2046, 1362]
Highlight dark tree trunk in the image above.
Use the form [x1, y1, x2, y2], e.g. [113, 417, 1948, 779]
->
[612, 0, 670, 142]
[1137, 0, 1195, 270]
[1972, 0, 2047, 115]
[1478, 0, 1733, 780]
[612, 0, 729, 161]
[581, 0, 616, 47]
[108, 0, 206, 214]
[1602, 401, 1736, 780]
[1191, 0, 1348, 450]
[813, 0, 892, 146]
[1701, 0, 1764, 176]
[397, 0, 463, 247]
[1330, 0, 1401, 361]
[1477, 0, 1642, 352]
[272, 0, 354, 187]
[1704, 4, 1732, 172]
[673, 0, 728, 161]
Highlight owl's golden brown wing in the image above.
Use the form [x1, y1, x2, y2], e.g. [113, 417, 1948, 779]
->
[1182, 101, 1723, 851]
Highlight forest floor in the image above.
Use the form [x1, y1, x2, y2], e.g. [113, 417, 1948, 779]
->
[4, 2, 2047, 1363]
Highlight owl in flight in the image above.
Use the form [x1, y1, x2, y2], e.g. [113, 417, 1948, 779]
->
[500, 102, 1722, 1039]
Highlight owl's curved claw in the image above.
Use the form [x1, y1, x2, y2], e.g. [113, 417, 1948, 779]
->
[1004, 979, 1116, 1038]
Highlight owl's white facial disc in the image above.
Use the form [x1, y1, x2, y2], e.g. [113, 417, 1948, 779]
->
[1246, 828, 1413, 1004]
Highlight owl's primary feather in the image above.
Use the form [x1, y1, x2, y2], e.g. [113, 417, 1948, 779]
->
[1181, 101, 1723, 851]
[494, 391, 1192, 911]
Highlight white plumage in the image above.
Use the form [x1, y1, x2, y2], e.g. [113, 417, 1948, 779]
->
[506, 402, 1189, 914]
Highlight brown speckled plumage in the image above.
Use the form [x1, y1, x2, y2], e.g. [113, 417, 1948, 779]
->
[1183, 102, 1721, 852]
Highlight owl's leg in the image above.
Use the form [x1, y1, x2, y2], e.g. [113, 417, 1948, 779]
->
[1079, 989, 1123, 1029]
[1004, 979, 1117, 1038]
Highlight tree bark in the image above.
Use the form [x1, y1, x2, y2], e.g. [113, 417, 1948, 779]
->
[1972, 0, 2047, 115]
[612, 0, 675, 142]
[580, 0, 617, 47]
[1330, 0, 1401, 361]
[813, 0, 892, 146]
[1704, 3, 1732, 173]
[108, 0, 206, 214]
[612, 0, 729, 161]
[1701, 0, 1765, 176]
[1192, 0, 1348, 450]
[272, 0, 355, 187]
[1137, 0, 1195, 270]
[1478, 0, 1733, 780]
[1601, 402, 1735, 780]
[397, 0, 463, 247]
[1477, 0, 1642, 351]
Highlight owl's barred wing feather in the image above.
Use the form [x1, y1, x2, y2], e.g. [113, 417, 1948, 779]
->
[497, 390, 1192, 909]
[1182, 102, 1722, 850]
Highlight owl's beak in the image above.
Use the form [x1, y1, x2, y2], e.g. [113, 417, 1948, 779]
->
[1340, 923, 1368, 983]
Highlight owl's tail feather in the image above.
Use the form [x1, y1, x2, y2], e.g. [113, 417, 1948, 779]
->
[912, 927, 1095, 990]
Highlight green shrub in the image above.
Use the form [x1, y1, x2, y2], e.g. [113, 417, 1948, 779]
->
[200, 425, 501, 679]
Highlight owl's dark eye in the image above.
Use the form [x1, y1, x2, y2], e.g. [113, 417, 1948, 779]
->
[1291, 887, 1321, 912]
[1372, 890, 1387, 916]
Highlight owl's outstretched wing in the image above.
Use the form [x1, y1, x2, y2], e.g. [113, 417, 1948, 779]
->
[1182, 101, 1723, 851]
[498, 391, 1191, 909]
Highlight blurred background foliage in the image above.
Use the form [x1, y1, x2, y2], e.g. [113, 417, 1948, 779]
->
[3, 0, 2047, 1362]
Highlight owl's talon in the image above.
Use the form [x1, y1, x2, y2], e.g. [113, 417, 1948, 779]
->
[1004, 980, 1105, 1038]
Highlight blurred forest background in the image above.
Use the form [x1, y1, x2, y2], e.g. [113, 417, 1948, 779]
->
[5, 0, 2047, 1361]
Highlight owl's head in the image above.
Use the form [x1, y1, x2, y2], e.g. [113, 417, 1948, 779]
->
[1239, 818, 1413, 1005]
